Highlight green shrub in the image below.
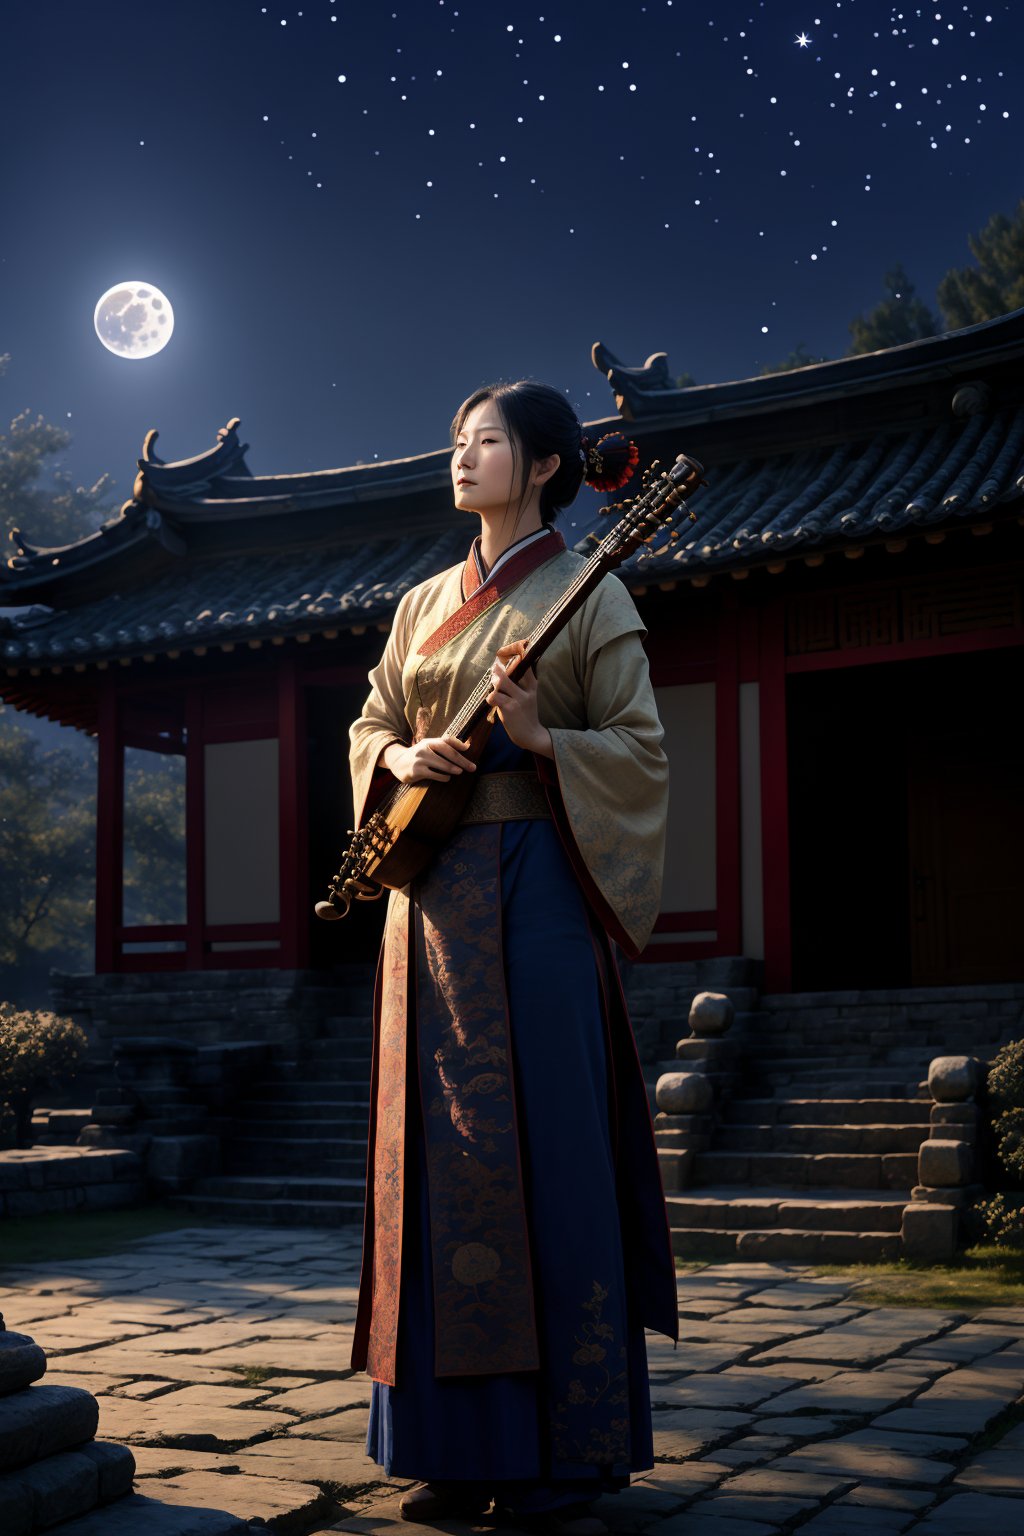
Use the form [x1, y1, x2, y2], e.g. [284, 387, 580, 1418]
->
[989, 1037, 1024, 1114]
[0, 1002, 90, 1149]
[972, 1192, 1024, 1250]
[987, 1038, 1024, 1182]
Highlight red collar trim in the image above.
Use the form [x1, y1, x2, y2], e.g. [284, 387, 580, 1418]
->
[418, 529, 565, 659]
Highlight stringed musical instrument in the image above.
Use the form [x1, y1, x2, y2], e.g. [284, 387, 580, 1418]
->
[314, 450, 705, 919]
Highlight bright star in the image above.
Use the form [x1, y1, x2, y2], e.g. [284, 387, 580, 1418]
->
[796, 32, 812, 47]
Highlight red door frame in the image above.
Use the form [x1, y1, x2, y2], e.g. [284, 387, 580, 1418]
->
[94, 663, 311, 973]
[761, 611, 1024, 994]
[759, 599, 792, 992]
[643, 595, 742, 962]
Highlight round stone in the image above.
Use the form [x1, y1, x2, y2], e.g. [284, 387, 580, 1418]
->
[688, 991, 735, 1037]
[0, 1330, 47, 1395]
[656, 1072, 713, 1115]
[928, 1055, 981, 1103]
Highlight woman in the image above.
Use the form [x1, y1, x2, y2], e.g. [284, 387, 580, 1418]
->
[349, 381, 678, 1534]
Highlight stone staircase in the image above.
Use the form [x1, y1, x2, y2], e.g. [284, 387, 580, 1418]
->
[169, 986, 374, 1227]
[665, 984, 1024, 1262]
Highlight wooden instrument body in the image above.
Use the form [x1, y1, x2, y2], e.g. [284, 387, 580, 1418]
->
[370, 712, 495, 890]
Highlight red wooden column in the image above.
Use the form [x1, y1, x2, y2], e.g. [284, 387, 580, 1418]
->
[278, 657, 310, 969]
[94, 675, 123, 974]
[715, 590, 742, 954]
[184, 686, 206, 971]
[759, 598, 792, 991]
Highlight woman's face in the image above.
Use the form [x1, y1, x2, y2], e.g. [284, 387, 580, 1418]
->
[451, 399, 521, 516]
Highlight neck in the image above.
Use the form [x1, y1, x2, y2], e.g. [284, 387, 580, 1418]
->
[478, 503, 545, 570]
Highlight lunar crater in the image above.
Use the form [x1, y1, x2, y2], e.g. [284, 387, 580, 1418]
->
[94, 280, 174, 359]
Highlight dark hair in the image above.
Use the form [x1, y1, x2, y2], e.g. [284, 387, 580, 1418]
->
[450, 380, 586, 530]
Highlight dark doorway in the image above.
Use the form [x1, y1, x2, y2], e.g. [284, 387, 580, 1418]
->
[305, 684, 389, 970]
[787, 645, 1024, 990]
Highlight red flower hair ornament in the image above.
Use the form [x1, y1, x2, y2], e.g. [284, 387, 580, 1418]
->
[579, 431, 640, 493]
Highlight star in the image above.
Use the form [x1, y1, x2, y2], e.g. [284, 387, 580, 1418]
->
[796, 32, 812, 48]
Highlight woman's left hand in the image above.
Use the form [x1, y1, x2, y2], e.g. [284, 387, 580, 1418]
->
[486, 641, 555, 759]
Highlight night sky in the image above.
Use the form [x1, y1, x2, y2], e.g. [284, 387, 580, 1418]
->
[1, 0, 1020, 510]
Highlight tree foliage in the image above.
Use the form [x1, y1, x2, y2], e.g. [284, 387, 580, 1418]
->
[937, 198, 1024, 328]
[848, 264, 940, 354]
[0, 353, 119, 553]
[0, 706, 96, 971]
[0, 708, 188, 975]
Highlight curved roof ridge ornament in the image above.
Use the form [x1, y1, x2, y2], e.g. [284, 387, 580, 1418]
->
[135, 417, 251, 503]
[5, 502, 146, 569]
[592, 342, 676, 421]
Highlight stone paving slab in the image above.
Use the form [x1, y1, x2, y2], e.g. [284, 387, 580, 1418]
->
[761, 1368, 933, 1416]
[749, 1309, 960, 1367]
[44, 1493, 251, 1532]
[769, 1427, 967, 1485]
[911, 1491, 1024, 1529]
[2, 1225, 1023, 1536]
[132, 1467, 331, 1528]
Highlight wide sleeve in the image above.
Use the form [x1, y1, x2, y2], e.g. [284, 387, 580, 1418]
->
[348, 587, 416, 828]
[536, 575, 668, 958]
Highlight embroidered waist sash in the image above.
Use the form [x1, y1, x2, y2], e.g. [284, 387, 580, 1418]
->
[460, 770, 551, 826]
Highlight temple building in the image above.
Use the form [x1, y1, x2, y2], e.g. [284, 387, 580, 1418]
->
[3, 310, 1023, 995]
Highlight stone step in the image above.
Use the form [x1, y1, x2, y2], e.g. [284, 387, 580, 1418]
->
[168, 1191, 365, 1225]
[691, 1150, 918, 1189]
[322, 1015, 375, 1038]
[0, 1384, 100, 1472]
[0, 1439, 135, 1527]
[670, 1226, 902, 1263]
[222, 1142, 366, 1173]
[221, 1153, 367, 1179]
[196, 1174, 366, 1201]
[715, 1123, 930, 1154]
[234, 1099, 371, 1120]
[723, 1098, 931, 1126]
[295, 1039, 372, 1061]
[247, 1077, 371, 1099]
[222, 1114, 369, 1138]
[754, 1075, 925, 1097]
[666, 1186, 908, 1233]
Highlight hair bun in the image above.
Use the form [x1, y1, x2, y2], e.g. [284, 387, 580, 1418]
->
[580, 431, 640, 493]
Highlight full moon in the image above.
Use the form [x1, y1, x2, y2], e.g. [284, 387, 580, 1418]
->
[93, 281, 174, 359]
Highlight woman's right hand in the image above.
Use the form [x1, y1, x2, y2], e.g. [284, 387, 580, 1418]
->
[383, 736, 477, 783]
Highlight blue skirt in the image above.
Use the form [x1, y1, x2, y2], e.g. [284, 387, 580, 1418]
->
[365, 732, 655, 1509]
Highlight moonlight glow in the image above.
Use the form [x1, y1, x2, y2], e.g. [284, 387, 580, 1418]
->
[93, 281, 174, 360]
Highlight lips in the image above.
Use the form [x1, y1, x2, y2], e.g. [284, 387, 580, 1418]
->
[457, 478, 475, 485]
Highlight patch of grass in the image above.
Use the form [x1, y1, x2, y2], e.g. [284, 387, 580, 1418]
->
[226, 1364, 277, 1386]
[812, 1244, 1024, 1311]
[0, 1202, 221, 1269]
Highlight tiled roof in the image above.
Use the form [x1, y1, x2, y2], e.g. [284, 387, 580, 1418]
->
[569, 404, 1024, 581]
[0, 528, 467, 666]
[4, 406, 1024, 668]
[3, 311, 1024, 669]
[592, 305, 1024, 421]
[3, 401, 1022, 668]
